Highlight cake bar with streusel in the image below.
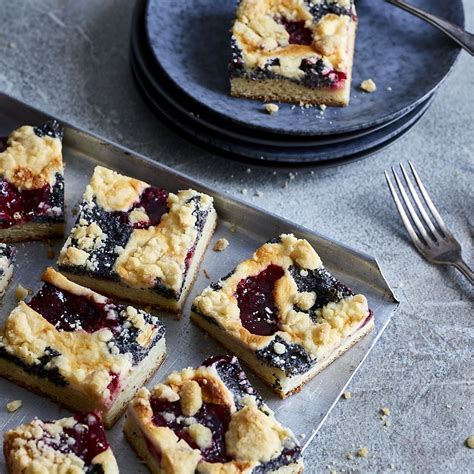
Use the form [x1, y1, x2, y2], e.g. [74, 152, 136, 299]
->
[3, 411, 118, 473]
[229, 0, 357, 106]
[58, 166, 217, 313]
[0, 268, 166, 428]
[0, 243, 15, 297]
[0, 121, 65, 241]
[124, 355, 303, 473]
[192, 234, 374, 398]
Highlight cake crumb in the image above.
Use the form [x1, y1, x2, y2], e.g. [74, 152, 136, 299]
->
[360, 79, 377, 93]
[15, 284, 29, 301]
[6, 400, 22, 413]
[446, 404, 452, 409]
[213, 238, 229, 252]
[319, 104, 327, 111]
[7, 42, 17, 49]
[342, 391, 352, 399]
[389, 463, 395, 469]
[264, 103, 279, 115]
[246, 168, 252, 173]
[466, 436, 474, 449]
[387, 86, 392, 91]
[384, 419, 391, 428]
[346, 453, 353, 460]
[357, 447, 369, 458]
[203, 269, 210, 279]
[47, 248, 55, 259]
[254, 190, 263, 197]
[240, 188, 248, 195]
[300, 433, 306, 439]
[380, 407, 391, 416]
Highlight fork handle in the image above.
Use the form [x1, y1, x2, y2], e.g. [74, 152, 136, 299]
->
[452, 260, 474, 285]
[387, 0, 474, 56]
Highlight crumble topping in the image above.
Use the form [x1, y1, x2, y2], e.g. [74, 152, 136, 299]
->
[180, 380, 203, 417]
[360, 79, 377, 92]
[342, 391, 351, 399]
[466, 436, 474, 449]
[357, 447, 369, 458]
[225, 404, 288, 462]
[193, 234, 369, 361]
[59, 167, 215, 294]
[0, 125, 63, 190]
[214, 238, 230, 252]
[0, 269, 164, 403]
[127, 356, 300, 473]
[84, 166, 148, 212]
[232, 0, 355, 75]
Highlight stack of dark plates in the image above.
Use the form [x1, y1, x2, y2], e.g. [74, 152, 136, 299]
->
[130, 0, 463, 166]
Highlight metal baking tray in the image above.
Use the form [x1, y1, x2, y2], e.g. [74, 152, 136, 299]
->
[0, 93, 399, 472]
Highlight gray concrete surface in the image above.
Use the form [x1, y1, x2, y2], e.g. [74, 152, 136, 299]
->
[1, 1, 472, 472]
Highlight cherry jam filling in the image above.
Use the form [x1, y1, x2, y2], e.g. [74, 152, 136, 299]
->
[41, 412, 109, 467]
[107, 372, 121, 399]
[280, 19, 313, 45]
[28, 283, 120, 334]
[235, 264, 284, 336]
[131, 186, 169, 229]
[151, 398, 231, 463]
[0, 179, 54, 228]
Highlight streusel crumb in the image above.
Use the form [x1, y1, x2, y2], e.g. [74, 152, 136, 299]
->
[342, 391, 351, 399]
[357, 447, 369, 458]
[380, 407, 391, 416]
[15, 284, 29, 301]
[264, 103, 279, 115]
[214, 238, 229, 252]
[466, 436, 474, 449]
[360, 79, 377, 93]
[6, 400, 22, 412]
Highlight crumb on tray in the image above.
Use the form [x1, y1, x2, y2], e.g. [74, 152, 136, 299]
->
[15, 284, 29, 301]
[360, 79, 377, 93]
[6, 400, 22, 413]
[264, 103, 279, 114]
[213, 238, 229, 252]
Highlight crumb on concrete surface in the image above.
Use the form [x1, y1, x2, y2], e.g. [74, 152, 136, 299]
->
[389, 463, 395, 469]
[360, 79, 377, 93]
[213, 238, 229, 252]
[255, 190, 263, 197]
[6, 400, 22, 412]
[466, 436, 474, 449]
[381, 407, 391, 416]
[264, 103, 279, 114]
[241, 188, 248, 195]
[246, 168, 252, 173]
[15, 284, 29, 301]
[342, 391, 351, 399]
[357, 447, 369, 458]
[203, 269, 210, 279]
[346, 452, 353, 460]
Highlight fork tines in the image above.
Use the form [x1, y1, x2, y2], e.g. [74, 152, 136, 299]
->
[385, 161, 450, 249]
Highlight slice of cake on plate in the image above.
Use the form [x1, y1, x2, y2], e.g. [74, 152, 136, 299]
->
[124, 355, 303, 473]
[3, 411, 118, 473]
[0, 243, 15, 297]
[0, 121, 65, 241]
[229, 0, 357, 106]
[0, 267, 166, 428]
[58, 166, 217, 313]
[192, 234, 374, 398]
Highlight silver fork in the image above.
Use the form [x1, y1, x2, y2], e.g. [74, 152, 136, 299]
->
[387, 0, 474, 56]
[385, 162, 473, 284]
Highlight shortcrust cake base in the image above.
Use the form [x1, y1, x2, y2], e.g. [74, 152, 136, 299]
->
[230, 19, 357, 106]
[124, 413, 162, 474]
[124, 410, 304, 474]
[231, 77, 351, 106]
[61, 210, 217, 315]
[191, 312, 374, 398]
[0, 222, 64, 243]
[0, 339, 166, 429]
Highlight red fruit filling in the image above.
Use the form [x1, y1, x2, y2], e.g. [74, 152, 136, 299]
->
[28, 283, 120, 334]
[150, 397, 231, 463]
[0, 179, 54, 228]
[235, 264, 284, 336]
[281, 19, 313, 45]
[131, 186, 169, 229]
[39, 412, 109, 467]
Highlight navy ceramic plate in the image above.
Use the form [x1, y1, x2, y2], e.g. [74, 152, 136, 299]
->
[145, 0, 463, 136]
[132, 13, 423, 149]
[131, 47, 433, 165]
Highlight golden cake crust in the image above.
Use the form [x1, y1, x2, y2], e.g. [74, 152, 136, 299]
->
[126, 358, 300, 473]
[0, 125, 63, 190]
[193, 234, 369, 360]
